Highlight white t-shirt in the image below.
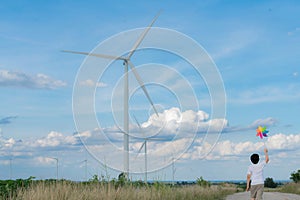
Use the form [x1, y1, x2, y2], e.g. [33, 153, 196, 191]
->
[247, 161, 267, 185]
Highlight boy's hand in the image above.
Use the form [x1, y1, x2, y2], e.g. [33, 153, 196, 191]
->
[246, 186, 250, 191]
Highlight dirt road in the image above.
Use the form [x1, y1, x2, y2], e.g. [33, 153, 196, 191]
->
[226, 192, 300, 200]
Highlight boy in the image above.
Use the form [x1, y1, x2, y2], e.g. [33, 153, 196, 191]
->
[246, 148, 269, 200]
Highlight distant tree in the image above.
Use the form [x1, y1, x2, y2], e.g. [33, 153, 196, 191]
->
[117, 172, 127, 186]
[196, 176, 211, 188]
[89, 174, 99, 182]
[290, 169, 300, 183]
[264, 177, 277, 188]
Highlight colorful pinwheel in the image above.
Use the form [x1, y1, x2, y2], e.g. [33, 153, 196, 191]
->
[256, 126, 268, 139]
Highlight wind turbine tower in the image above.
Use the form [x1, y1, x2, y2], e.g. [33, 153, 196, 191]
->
[63, 12, 161, 178]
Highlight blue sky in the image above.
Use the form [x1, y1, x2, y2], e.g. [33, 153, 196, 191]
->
[0, 0, 300, 181]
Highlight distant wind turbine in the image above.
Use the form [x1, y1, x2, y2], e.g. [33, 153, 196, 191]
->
[9, 158, 13, 180]
[83, 159, 87, 181]
[48, 157, 58, 180]
[133, 115, 165, 183]
[62, 12, 161, 178]
[172, 156, 177, 185]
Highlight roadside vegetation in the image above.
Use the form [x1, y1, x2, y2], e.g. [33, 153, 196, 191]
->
[279, 182, 300, 195]
[0, 176, 236, 200]
[279, 169, 300, 195]
[262, 169, 300, 195]
[1, 169, 299, 199]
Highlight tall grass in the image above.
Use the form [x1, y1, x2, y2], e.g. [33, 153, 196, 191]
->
[279, 182, 300, 195]
[15, 181, 237, 200]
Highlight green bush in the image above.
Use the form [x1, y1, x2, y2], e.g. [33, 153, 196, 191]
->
[264, 177, 277, 188]
[196, 176, 211, 188]
[0, 176, 35, 199]
[88, 174, 99, 183]
[290, 169, 300, 183]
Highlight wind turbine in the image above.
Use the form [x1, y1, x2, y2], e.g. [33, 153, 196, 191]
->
[133, 115, 165, 183]
[63, 12, 161, 178]
[133, 115, 148, 183]
[47, 157, 59, 180]
[9, 158, 13, 180]
[83, 159, 87, 181]
[171, 156, 177, 185]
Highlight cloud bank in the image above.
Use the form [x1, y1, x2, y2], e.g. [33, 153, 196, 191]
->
[184, 133, 300, 161]
[79, 79, 107, 88]
[0, 108, 295, 174]
[0, 69, 66, 89]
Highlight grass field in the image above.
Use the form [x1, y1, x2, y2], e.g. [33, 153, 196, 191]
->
[2, 178, 299, 200]
[277, 182, 300, 195]
[5, 180, 237, 200]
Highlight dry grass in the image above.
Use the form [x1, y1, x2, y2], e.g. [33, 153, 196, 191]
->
[279, 182, 300, 195]
[15, 182, 237, 200]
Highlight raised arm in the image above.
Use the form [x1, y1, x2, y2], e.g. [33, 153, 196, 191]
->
[264, 148, 269, 163]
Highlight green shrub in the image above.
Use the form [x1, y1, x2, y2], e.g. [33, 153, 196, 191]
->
[290, 169, 300, 183]
[196, 176, 211, 188]
[264, 177, 278, 188]
[0, 176, 35, 199]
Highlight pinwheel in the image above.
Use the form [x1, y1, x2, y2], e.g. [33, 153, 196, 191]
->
[256, 126, 269, 139]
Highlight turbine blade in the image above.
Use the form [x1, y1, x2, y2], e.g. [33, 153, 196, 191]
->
[133, 114, 142, 129]
[138, 142, 146, 154]
[148, 137, 167, 141]
[62, 50, 125, 60]
[127, 11, 161, 59]
[127, 61, 159, 117]
[134, 141, 146, 160]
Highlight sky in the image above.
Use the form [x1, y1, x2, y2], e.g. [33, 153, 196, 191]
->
[0, 0, 300, 182]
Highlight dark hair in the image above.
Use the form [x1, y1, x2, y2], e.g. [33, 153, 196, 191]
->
[250, 154, 259, 164]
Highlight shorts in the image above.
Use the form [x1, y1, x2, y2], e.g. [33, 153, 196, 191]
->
[250, 184, 264, 200]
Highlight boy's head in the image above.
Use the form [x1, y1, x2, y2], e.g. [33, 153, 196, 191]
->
[250, 153, 259, 164]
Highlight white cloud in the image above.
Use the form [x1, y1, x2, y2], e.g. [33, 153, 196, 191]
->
[0, 137, 16, 148]
[0, 133, 18, 149]
[184, 133, 300, 161]
[34, 156, 57, 166]
[138, 107, 226, 136]
[0, 69, 66, 89]
[70, 107, 228, 172]
[0, 111, 281, 163]
[250, 117, 277, 128]
[73, 130, 91, 138]
[266, 133, 300, 150]
[33, 131, 78, 147]
[0, 118, 299, 174]
[79, 79, 107, 87]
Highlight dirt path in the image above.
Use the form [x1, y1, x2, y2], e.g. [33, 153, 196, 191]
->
[226, 192, 300, 200]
